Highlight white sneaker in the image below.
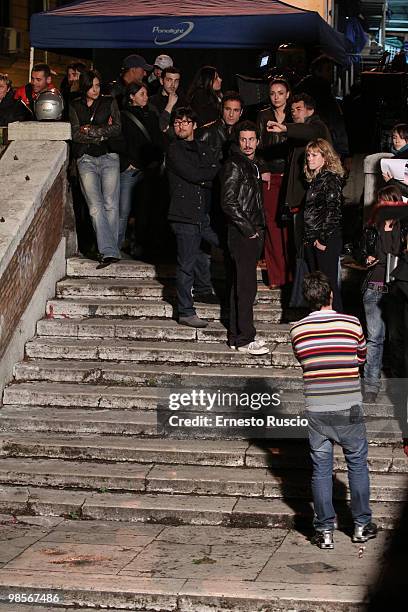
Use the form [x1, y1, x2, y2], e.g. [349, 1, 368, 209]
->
[228, 343, 236, 350]
[237, 340, 269, 355]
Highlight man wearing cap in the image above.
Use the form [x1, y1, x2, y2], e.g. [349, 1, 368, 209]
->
[109, 54, 153, 107]
[148, 54, 173, 96]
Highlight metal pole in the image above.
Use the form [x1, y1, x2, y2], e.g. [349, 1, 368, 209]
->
[43, 0, 48, 64]
[29, 46, 34, 80]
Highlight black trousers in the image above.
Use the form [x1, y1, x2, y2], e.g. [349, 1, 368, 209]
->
[305, 234, 343, 312]
[228, 226, 264, 347]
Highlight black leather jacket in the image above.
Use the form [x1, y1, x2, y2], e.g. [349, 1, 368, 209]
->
[69, 95, 121, 158]
[304, 170, 344, 245]
[221, 147, 265, 237]
[167, 139, 220, 224]
[196, 119, 234, 163]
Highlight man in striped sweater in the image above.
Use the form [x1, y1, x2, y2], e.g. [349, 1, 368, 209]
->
[290, 271, 377, 549]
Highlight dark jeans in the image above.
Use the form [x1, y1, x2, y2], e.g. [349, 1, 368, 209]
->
[388, 281, 408, 378]
[228, 226, 264, 347]
[363, 287, 387, 393]
[307, 407, 372, 532]
[305, 234, 343, 312]
[171, 216, 219, 318]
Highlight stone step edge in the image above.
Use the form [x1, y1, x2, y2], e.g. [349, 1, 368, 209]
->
[0, 486, 402, 529]
[0, 571, 370, 611]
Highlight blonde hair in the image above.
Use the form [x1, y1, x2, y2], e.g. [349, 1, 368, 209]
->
[0, 73, 12, 89]
[304, 138, 344, 182]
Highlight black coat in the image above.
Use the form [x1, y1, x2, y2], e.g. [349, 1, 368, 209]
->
[303, 170, 344, 246]
[256, 106, 292, 173]
[189, 88, 221, 128]
[69, 95, 121, 159]
[167, 139, 220, 224]
[113, 106, 164, 173]
[284, 114, 332, 211]
[196, 118, 234, 163]
[0, 89, 26, 125]
[221, 147, 265, 237]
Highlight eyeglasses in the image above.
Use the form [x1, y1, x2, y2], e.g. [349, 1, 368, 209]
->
[173, 119, 193, 127]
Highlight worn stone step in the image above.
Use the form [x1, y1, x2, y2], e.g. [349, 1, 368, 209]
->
[0, 433, 404, 470]
[0, 459, 406, 502]
[45, 297, 300, 323]
[56, 277, 283, 304]
[66, 256, 266, 282]
[0, 485, 402, 530]
[3, 382, 403, 420]
[0, 570, 390, 612]
[24, 338, 299, 367]
[0, 406, 158, 436]
[36, 317, 291, 344]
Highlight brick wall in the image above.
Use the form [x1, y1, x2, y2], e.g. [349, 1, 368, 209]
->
[0, 169, 64, 358]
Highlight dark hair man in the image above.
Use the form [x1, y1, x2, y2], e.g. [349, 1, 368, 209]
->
[295, 55, 350, 161]
[290, 271, 377, 549]
[268, 93, 331, 254]
[167, 107, 220, 328]
[148, 54, 173, 96]
[149, 67, 186, 131]
[14, 63, 56, 119]
[221, 120, 268, 355]
[197, 91, 244, 162]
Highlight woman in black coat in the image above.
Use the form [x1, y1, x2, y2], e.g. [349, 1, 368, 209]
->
[0, 74, 25, 126]
[117, 81, 164, 251]
[303, 138, 345, 311]
[187, 66, 222, 128]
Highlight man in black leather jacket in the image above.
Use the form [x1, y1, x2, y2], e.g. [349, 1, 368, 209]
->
[197, 91, 243, 162]
[167, 107, 220, 328]
[221, 120, 268, 355]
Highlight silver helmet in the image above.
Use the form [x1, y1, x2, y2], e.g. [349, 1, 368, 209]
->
[34, 90, 64, 121]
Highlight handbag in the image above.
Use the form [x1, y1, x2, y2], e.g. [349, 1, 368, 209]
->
[122, 110, 152, 143]
[289, 246, 309, 308]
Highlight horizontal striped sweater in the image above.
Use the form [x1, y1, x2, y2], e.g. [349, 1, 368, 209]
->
[290, 310, 367, 411]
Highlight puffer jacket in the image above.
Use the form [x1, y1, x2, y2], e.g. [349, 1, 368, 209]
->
[303, 170, 344, 246]
[221, 146, 265, 237]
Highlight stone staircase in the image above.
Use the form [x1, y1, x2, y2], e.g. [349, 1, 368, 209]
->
[0, 256, 406, 610]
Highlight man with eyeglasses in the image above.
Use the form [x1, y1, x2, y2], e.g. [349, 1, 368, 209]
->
[167, 106, 220, 328]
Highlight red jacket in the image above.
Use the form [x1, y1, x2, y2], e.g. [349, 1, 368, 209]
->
[14, 82, 57, 114]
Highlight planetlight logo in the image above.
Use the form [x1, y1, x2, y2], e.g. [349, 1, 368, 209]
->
[152, 21, 194, 46]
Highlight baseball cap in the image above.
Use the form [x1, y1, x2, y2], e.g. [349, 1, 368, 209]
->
[153, 54, 173, 70]
[121, 54, 153, 72]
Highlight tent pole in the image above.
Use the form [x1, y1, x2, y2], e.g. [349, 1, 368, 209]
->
[29, 47, 34, 80]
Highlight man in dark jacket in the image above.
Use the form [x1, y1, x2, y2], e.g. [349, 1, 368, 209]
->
[197, 91, 243, 162]
[0, 74, 26, 125]
[268, 94, 331, 253]
[167, 107, 220, 328]
[149, 66, 187, 132]
[221, 120, 268, 355]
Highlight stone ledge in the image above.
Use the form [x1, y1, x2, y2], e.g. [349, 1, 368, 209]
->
[8, 121, 71, 141]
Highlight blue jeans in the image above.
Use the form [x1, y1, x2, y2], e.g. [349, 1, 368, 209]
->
[363, 287, 387, 393]
[77, 153, 120, 259]
[307, 408, 372, 532]
[170, 216, 219, 317]
[118, 167, 144, 249]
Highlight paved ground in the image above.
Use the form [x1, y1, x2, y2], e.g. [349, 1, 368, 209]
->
[0, 513, 404, 610]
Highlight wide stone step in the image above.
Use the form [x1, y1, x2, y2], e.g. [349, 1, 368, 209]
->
[0, 485, 402, 530]
[1, 433, 405, 471]
[56, 277, 282, 304]
[0, 458, 406, 501]
[24, 338, 299, 367]
[67, 256, 266, 282]
[0, 406, 158, 436]
[36, 317, 291, 344]
[45, 297, 300, 323]
[3, 382, 403, 420]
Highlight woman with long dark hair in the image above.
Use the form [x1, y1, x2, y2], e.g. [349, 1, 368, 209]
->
[116, 81, 164, 253]
[257, 78, 292, 288]
[69, 69, 122, 268]
[187, 65, 222, 127]
[303, 138, 345, 311]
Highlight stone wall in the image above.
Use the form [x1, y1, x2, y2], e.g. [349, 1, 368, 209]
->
[0, 139, 69, 394]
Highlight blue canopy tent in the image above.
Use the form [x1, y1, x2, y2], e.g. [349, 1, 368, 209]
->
[30, 0, 347, 65]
